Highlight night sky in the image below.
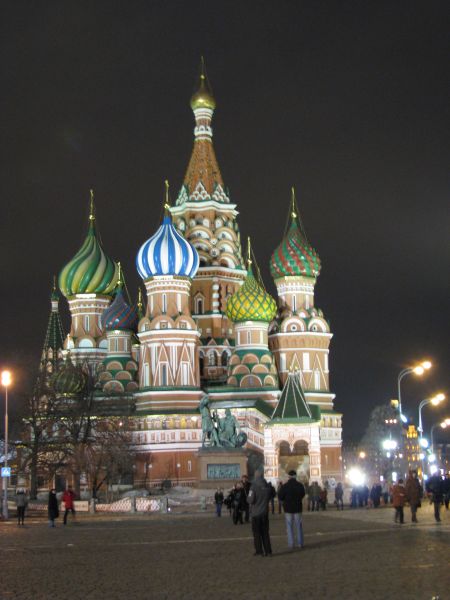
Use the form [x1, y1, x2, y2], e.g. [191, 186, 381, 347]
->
[1, 1, 448, 440]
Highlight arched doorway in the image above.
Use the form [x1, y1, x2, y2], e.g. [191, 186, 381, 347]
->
[278, 440, 310, 484]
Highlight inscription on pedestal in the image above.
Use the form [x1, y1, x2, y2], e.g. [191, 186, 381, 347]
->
[207, 463, 240, 480]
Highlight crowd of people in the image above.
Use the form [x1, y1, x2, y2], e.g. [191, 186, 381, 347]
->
[12, 485, 77, 527]
[214, 470, 450, 555]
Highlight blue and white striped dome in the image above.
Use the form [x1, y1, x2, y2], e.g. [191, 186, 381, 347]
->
[136, 216, 199, 280]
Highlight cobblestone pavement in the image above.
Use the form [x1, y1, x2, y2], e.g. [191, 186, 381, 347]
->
[0, 503, 448, 600]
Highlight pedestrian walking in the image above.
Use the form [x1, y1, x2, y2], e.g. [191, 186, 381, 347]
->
[426, 474, 444, 523]
[241, 474, 251, 523]
[62, 486, 76, 525]
[15, 489, 28, 526]
[214, 488, 224, 517]
[278, 470, 305, 550]
[392, 479, 406, 524]
[48, 488, 59, 527]
[334, 482, 344, 510]
[405, 470, 422, 523]
[247, 470, 272, 557]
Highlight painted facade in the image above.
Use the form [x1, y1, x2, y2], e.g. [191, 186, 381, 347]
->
[48, 64, 342, 487]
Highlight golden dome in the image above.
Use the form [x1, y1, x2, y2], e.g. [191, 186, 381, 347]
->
[190, 62, 216, 111]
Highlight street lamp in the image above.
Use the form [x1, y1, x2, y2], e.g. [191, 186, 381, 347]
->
[430, 419, 449, 454]
[397, 360, 432, 419]
[1, 370, 12, 520]
[418, 393, 445, 487]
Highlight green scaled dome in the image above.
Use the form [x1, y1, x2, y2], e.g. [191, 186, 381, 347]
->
[51, 356, 86, 396]
[59, 197, 119, 298]
[226, 266, 277, 323]
[270, 215, 321, 279]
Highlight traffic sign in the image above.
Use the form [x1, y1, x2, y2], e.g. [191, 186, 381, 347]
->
[1, 467, 11, 477]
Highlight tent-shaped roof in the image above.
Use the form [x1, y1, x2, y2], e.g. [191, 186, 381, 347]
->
[271, 371, 320, 422]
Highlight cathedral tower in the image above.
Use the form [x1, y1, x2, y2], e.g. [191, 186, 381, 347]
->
[225, 240, 279, 391]
[269, 190, 342, 481]
[170, 61, 246, 383]
[58, 191, 119, 367]
[135, 187, 203, 412]
[97, 265, 139, 395]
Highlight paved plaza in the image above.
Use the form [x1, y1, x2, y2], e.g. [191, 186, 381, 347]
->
[0, 503, 448, 600]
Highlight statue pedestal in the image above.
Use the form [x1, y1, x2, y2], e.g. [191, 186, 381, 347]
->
[197, 447, 248, 489]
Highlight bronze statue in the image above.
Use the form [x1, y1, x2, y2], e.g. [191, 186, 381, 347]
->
[199, 399, 247, 448]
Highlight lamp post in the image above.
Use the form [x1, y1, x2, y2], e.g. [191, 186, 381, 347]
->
[418, 394, 445, 485]
[397, 360, 431, 419]
[430, 419, 449, 454]
[1, 370, 12, 520]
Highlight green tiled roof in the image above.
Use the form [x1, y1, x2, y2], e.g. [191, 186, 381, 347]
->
[271, 371, 320, 422]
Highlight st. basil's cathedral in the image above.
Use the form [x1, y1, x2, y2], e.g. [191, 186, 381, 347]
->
[41, 65, 343, 488]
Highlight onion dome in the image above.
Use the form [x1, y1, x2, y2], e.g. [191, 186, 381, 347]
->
[101, 288, 138, 332]
[59, 191, 119, 298]
[51, 356, 86, 396]
[190, 58, 216, 111]
[270, 189, 321, 279]
[136, 187, 199, 279]
[226, 265, 277, 324]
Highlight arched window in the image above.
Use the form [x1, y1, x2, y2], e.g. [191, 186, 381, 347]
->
[195, 296, 204, 314]
[221, 351, 229, 366]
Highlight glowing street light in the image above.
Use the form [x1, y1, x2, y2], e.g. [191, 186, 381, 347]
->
[382, 439, 398, 451]
[1, 370, 12, 520]
[418, 394, 446, 436]
[347, 467, 366, 487]
[397, 360, 432, 418]
[430, 417, 450, 453]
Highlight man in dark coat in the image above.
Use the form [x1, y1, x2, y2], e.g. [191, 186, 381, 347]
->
[48, 489, 59, 528]
[278, 470, 306, 550]
[247, 470, 272, 557]
[426, 474, 444, 523]
[405, 470, 422, 523]
[241, 474, 251, 523]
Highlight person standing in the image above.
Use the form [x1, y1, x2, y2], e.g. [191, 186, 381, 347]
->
[405, 470, 422, 523]
[443, 473, 450, 510]
[241, 474, 251, 523]
[247, 470, 272, 557]
[334, 482, 344, 510]
[278, 470, 306, 550]
[310, 481, 321, 512]
[48, 489, 59, 527]
[392, 479, 406, 524]
[268, 481, 276, 515]
[426, 474, 444, 523]
[62, 486, 76, 525]
[276, 481, 283, 514]
[214, 488, 224, 517]
[15, 489, 28, 526]
[232, 482, 246, 525]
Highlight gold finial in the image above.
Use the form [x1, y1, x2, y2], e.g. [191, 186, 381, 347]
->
[53, 275, 56, 291]
[117, 261, 122, 286]
[190, 58, 216, 111]
[291, 187, 297, 220]
[89, 189, 95, 221]
[247, 236, 252, 268]
[164, 180, 171, 215]
[137, 288, 143, 309]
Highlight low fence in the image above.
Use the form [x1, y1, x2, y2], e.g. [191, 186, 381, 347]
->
[27, 497, 164, 514]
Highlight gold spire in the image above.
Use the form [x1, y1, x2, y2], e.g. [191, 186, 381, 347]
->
[247, 236, 252, 269]
[190, 57, 216, 111]
[89, 189, 95, 221]
[291, 187, 297, 220]
[164, 180, 171, 216]
[53, 275, 57, 292]
[137, 288, 143, 309]
[117, 261, 122, 287]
